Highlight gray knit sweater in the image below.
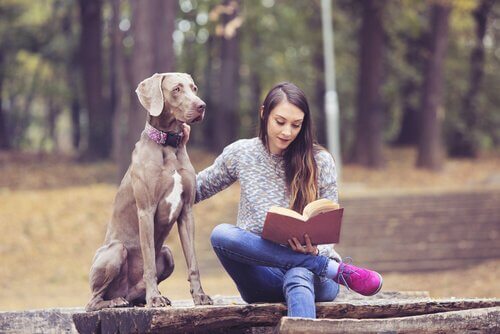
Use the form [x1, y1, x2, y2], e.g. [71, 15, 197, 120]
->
[195, 137, 341, 260]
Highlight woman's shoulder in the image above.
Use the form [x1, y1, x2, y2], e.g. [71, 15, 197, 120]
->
[314, 145, 335, 165]
[224, 137, 259, 150]
[222, 137, 261, 157]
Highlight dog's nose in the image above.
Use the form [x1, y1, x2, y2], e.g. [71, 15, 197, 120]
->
[197, 103, 206, 113]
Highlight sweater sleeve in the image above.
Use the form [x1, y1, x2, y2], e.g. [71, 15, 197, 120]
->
[195, 142, 239, 203]
[315, 150, 342, 261]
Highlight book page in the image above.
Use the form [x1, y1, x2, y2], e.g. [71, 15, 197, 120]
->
[268, 206, 305, 221]
[303, 199, 339, 220]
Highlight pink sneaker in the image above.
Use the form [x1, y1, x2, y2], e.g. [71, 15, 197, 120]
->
[334, 262, 383, 296]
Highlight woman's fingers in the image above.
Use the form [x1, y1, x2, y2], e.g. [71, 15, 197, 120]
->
[288, 238, 304, 253]
[288, 236, 318, 255]
[181, 124, 191, 145]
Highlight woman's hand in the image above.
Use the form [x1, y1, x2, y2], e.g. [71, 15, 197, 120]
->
[181, 123, 191, 146]
[288, 234, 318, 256]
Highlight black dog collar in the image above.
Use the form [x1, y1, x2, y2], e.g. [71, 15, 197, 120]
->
[145, 123, 183, 148]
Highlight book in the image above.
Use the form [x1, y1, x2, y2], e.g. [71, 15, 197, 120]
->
[261, 199, 344, 245]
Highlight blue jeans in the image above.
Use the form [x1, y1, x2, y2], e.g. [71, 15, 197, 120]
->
[210, 224, 339, 318]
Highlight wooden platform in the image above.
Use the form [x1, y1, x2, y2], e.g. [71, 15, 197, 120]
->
[2, 291, 499, 333]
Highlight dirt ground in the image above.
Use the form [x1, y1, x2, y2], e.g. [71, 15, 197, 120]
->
[0, 147, 499, 311]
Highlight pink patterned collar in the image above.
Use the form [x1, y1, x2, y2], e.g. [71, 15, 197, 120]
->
[144, 123, 183, 148]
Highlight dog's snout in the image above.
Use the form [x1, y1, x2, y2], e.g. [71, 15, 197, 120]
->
[197, 103, 206, 113]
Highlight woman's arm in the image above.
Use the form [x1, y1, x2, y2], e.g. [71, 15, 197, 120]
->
[316, 149, 342, 261]
[181, 125, 240, 203]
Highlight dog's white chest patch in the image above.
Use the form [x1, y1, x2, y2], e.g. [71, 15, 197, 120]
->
[165, 171, 183, 221]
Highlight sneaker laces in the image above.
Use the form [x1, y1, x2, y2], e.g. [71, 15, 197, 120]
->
[337, 257, 358, 292]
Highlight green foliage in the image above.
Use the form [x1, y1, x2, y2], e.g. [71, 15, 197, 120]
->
[1, 0, 499, 156]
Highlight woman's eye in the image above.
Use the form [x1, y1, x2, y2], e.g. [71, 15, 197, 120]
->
[293, 124, 301, 129]
[276, 120, 285, 125]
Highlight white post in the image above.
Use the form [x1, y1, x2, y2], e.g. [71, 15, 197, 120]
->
[321, 0, 342, 181]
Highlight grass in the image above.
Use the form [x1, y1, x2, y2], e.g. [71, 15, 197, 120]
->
[0, 147, 499, 311]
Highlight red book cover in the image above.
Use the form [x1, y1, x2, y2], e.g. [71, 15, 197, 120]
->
[261, 208, 344, 245]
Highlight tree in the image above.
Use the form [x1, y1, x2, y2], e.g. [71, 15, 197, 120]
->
[212, 0, 242, 152]
[115, 0, 177, 177]
[416, 2, 452, 170]
[448, 0, 495, 157]
[393, 20, 426, 147]
[0, 51, 7, 150]
[79, 0, 111, 159]
[351, 0, 386, 168]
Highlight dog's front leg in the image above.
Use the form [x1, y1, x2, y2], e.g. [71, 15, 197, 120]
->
[177, 206, 213, 305]
[133, 176, 171, 308]
[137, 208, 169, 307]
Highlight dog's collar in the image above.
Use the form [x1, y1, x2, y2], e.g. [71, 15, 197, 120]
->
[145, 123, 183, 148]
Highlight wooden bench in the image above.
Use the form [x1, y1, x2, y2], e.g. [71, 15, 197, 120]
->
[2, 291, 498, 333]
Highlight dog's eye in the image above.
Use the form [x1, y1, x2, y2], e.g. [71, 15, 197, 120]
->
[193, 86, 198, 93]
[173, 87, 181, 93]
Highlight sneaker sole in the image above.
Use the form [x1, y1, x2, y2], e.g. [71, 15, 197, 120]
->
[368, 272, 383, 296]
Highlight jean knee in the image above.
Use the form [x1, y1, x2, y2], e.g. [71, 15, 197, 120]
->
[210, 223, 237, 248]
[283, 267, 314, 295]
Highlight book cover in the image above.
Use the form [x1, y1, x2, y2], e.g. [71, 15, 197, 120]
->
[261, 205, 344, 245]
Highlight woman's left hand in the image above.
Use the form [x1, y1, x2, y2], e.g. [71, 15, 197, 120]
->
[288, 234, 318, 256]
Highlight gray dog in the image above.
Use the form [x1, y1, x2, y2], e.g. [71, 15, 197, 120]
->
[86, 73, 212, 311]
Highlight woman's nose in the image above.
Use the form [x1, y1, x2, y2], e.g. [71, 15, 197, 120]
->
[282, 126, 292, 137]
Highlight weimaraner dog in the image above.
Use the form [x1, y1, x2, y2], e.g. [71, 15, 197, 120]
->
[86, 73, 212, 311]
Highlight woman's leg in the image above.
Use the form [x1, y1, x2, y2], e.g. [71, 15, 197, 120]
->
[282, 268, 339, 318]
[211, 223, 382, 296]
[212, 245, 286, 303]
[210, 224, 329, 276]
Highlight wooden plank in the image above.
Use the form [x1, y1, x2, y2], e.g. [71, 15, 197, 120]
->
[72, 298, 500, 334]
[0, 307, 82, 334]
[0, 292, 428, 334]
[275, 306, 500, 334]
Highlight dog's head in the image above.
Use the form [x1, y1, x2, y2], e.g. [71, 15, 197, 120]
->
[135, 73, 205, 124]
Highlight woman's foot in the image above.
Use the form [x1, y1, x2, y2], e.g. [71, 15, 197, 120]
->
[333, 262, 383, 296]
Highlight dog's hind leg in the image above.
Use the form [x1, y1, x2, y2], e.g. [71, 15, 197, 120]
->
[86, 240, 130, 312]
[157, 245, 175, 283]
[127, 246, 175, 306]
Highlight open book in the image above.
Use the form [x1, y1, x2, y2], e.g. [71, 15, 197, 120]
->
[261, 199, 344, 245]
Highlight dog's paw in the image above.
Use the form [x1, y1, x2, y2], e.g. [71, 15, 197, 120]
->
[193, 293, 213, 305]
[110, 297, 130, 308]
[147, 295, 171, 308]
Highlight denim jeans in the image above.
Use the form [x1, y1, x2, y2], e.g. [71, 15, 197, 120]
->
[210, 223, 339, 318]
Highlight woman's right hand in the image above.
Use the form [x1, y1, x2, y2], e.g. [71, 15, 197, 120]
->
[181, 123, 191, 146]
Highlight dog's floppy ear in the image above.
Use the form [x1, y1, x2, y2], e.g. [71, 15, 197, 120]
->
[135, 73, 165, 116]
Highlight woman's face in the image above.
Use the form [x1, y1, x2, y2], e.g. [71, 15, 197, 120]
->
[264, 100, 304, 155]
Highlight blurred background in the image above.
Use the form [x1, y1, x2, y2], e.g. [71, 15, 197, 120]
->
[0, 0, 499, 311]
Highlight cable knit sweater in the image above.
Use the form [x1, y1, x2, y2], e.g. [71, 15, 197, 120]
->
[195, 137, 341, 260]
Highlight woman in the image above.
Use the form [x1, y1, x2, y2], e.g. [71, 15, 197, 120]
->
[183, 82, 382, 318]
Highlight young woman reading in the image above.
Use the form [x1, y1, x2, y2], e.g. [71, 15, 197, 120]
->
[183, 82, 382, 318]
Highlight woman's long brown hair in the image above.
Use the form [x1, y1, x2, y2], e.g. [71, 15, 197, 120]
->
[258, 82, 319, 212]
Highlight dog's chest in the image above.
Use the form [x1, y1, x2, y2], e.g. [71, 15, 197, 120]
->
[156, 166, 194, 225]
[163, 170, 184, 222]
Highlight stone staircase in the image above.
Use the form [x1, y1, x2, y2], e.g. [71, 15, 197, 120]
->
[336, 188, 500, 272]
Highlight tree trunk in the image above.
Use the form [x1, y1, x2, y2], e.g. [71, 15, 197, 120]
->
[202, 34, 218, 149]
[311, 10, 327, 147]
[79, 0, 111, 160]
[416, 3, 451, 170]
[116, 0, 177, 178]
[449, 0, 494, 157]
[352, 0, 385, 168]
[0, 51, 9, 150]
[212, 0, 241, 152]
[393, 32, 426, 147]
